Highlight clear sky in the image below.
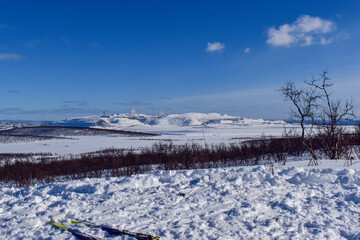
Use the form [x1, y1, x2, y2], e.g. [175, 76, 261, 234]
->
[1, 0, 359, 120]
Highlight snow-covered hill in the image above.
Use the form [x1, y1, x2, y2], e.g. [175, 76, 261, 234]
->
[1, 160, 359, 239]
[53, 112, 285, 129]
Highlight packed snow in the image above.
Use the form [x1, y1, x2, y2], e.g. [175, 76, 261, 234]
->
[0, 160, 359, 239]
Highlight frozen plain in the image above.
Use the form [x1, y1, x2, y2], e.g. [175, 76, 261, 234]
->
[0, 113, 288, 156]
[0, 113, 359, 239]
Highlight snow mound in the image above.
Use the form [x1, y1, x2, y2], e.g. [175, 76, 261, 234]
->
[1, 162, 359, 239]
[53, 112, 285, 129]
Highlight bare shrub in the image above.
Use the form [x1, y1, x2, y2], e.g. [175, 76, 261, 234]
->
[2, 133, 359, 187]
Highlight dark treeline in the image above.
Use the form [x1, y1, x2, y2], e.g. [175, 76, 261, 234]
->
[0, 134, 72, 144]
[0, 152, 53, 162]
[1, 131, 360, 187]
[0, 126, 157, 137]
[0, 126, 156, 143]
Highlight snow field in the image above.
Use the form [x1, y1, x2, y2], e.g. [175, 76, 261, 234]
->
[0, 112, 295, 157]
[0, 125, 289, 156]
[1, 161, 359, 239]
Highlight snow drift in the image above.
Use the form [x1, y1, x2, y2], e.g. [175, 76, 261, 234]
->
[1, 161, 359, 239]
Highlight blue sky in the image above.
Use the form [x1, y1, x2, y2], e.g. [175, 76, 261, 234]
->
[0, 0, 359, 120]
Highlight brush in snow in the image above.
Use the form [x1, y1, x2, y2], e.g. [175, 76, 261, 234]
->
[70, 220, 160, 240]
[48, 220, 100, 240]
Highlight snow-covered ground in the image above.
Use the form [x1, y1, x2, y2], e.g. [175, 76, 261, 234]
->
[0, 160, 359, 239]
[0, 113, 291, 155]
[1, 113, 359, 239]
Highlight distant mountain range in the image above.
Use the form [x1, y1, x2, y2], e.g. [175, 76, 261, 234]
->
[2, 113, 358, 131]
[52, 112, 286, 129]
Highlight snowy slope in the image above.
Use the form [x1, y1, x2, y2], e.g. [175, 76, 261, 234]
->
[1, 160, 359, 240]
[53, 113, 285, 129]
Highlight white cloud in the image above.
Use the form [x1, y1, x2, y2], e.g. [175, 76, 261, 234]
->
[303, 36, 313, 46]
[244, 48, 250, 53]
[206, 42, 225, 52]
[267, 24, 294, 46]
[320, 37, 332, 45]
[266, 15, 336, 47]
[296, 15, 334, 33]
[0, 53, 23, 60]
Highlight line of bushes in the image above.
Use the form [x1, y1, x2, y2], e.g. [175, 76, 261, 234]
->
[0, 152, 53, 164]
[0, 134, 72, 144]
[1, 133, 359, 187]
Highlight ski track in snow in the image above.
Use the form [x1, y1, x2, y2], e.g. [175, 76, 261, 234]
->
[1, 162, 360, 240]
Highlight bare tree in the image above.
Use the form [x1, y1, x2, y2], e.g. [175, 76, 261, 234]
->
[307, 70, 356, 159]
[278, 81, 319, 140]
[279, 70, 356, 165]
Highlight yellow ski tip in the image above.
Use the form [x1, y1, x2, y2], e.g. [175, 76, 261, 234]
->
[48, 220, 69, 231]
[70, 220, 82, 224]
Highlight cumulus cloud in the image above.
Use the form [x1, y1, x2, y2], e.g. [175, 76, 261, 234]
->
[267, 15, 336, 47]
[244, 48, 250, 54]
[206, 42, 225, 52]
[0, 53, 23, 60]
